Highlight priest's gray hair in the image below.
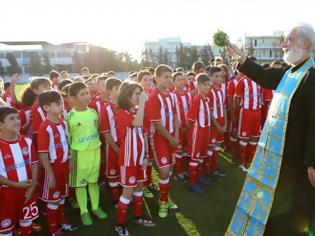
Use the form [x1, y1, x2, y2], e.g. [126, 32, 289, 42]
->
[294, 23, 315, 55]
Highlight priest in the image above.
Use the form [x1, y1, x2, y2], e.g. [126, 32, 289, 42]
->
[225, 23, 315, 235]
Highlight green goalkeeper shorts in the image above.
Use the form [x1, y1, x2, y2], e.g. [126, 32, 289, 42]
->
[69, 148, 101, 187]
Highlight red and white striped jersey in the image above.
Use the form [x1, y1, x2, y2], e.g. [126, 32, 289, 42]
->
[147, 89, 176, 134]
[220, 82, 228, 103]
[99, 102, 118, 142]
[235, 75, 262, 110]
[227, 77, 239, 97]
[187, 94, 211, 128]
[116, 109, 145, 167]
[188, 79, 197, 92]
[261, 88, 274, 105]
[1, 91, 12, 107]
[0, 136, 38, 187]
[171, 90, 191, 126]
[208, 87, 226, 119]
[31, 103, 47, 134]
[19, 106, 32, 137]
[38, 119, 69, 164]
[90, 95, 107, 114]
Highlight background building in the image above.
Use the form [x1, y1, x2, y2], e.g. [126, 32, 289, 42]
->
[244, 31, 284, 63]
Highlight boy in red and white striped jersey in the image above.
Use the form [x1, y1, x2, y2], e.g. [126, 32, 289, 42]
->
[99, 78, 122, 206]
[0, 107, 39, 236]
[171, 72, 191, 181]
[30, 77, 52, 149]
[187, 73, 212, 194]
[90, 76, 109, 114]
[37, 91, 76, 235]
[147, 64, 180, 218]
[207, 67, 227, 177]
[235, 74, 262, 171]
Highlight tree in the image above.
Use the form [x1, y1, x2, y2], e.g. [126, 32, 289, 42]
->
[6, 53, 21, 75]
[42, 51, 51, 72]
[72, 50, 82, 72]
[29, 52, 44, 75]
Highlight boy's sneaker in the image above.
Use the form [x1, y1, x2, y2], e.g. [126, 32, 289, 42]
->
[61, 222, 79, 232]
[158, 201, 169, 218]
[168, 200, 179, 210]
[189, 182, 204, 194]
[197, 176, 210, 185]
[81, 212, 93, 226]
[115, 225, 131, 236]
[143, 188, 154, 198]
[174, 173, 186, 182]
[240, 165, 249, 173]
[52, 229, 62, 236]
[133, 217, 156, 227]
[92, 208, 108, 220]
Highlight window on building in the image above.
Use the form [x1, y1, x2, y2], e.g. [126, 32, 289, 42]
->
[270, 51, 272, 58]
[254, 40, 257, 47]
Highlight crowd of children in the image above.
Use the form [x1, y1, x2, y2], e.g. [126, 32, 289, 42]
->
[0, 58, 287, 236]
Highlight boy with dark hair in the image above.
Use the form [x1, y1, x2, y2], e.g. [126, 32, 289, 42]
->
[37, 91, 76, 235]
[90, 76, 109, 114]
[80, 67, 90, 76]
[99, 77, 122, 206]
[147, 64, 180, 218]
[30, 77, 52, 148]
[171, 72, 191, 181]
[187, 73, 212, 194]
[0, 107, 39, 236]
[189, 61, 205, 95]
[66, 82, 107, 226]
[207, 67, 227, 177]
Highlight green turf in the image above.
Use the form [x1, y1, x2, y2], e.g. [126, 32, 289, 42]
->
[34, 152, 245, 236]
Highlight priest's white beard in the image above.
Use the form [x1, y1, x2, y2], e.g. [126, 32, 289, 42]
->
[283, 45, 306, 65]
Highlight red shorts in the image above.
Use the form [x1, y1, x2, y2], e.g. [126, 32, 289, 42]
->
[119, 166, 147, 188]
[0, 188, 39, 233]
[238, 108, 261, 138]
[151, 134, 175, 168]
[105, 144, 119, 179]
[209, 118, 225, 146]
[40, 162, 69, 203]
[188, 125, 210, 162]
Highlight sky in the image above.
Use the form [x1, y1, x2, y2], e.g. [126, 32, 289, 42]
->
[1, 0, 315, 60]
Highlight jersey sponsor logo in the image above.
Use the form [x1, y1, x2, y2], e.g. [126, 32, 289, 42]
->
[78, 132, 98, 143]
[2, 159, 31, 173]
[1, 218, 11, 228]
[129, 176, 136, 184]
[53, 191, 61, 199]
[161, 157, 168, 165]
[80, 178, 87, 185]
[21, 147, 30, 157]
[242, 131, 247, 137]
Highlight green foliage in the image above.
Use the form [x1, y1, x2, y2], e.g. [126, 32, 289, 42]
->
[213, 30, 230, 48]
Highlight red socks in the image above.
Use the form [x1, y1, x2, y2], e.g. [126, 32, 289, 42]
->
[117, 196, 130, 225]
[47, 203, 58, 234]
[239, 140, 248, 165]
[109, 179, 120, 203]
[175, 153, 184, 175]
[159, 178, 170, 202]
[132, 191, 143, 218]
[188, 161, 199, 185]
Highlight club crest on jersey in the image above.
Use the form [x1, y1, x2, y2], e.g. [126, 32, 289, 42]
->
[110, 169, 116, 175]
[80, 179, 87, 185]
[1, 218, 11, 228]
[21, 147, 29, 157]
[129, 176, 136, 184]
[242, 131, 247, 137]
[53, 191, 60, 199]
[161, 157, 168, 165]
